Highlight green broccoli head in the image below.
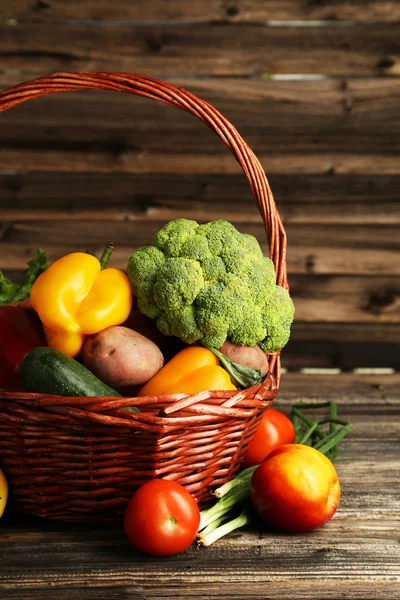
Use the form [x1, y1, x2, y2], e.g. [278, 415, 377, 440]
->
[127, 218, 294, 353]
[128, 245, 165, 301]
[258, 286, 295, 353]
[157, 305, 202, 345]
[154, 218, 199, 257]
[153, 258, 204, 311]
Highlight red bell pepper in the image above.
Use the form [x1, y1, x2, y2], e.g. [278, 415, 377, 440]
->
[0, 305, 45, 391]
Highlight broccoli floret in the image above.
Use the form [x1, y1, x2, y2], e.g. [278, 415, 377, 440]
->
[245, 256, 277, 303]
[241, 233, 264, 258]
[179, 234, 211, 261]
[127, 246, 165, 300]
[154, 218, 198, 257]
[127, 218, 295, 353]
[202, 256, 227, 282]
[137, 297, 161, 319]
[158, 305, 203, 344]
[195, 278, 245, 347]
[153, 258, 204, 311]
[228, 304, 267, 347]
[197, 220, 241, 256]
[258, 286, 295, 353]
[196, 310, 230, 349]
[156, 312, 172, 338]
[220, 245, 250, 275]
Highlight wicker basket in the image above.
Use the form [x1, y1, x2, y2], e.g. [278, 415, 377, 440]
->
[0, 72, 288, 521]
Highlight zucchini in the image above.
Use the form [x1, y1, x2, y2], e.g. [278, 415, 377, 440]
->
[20, 347, 140, 412]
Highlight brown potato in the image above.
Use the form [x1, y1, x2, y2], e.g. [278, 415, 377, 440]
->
[218, 340, 269, 377]
[122, 309, 186, 361]
[83, 326, 164, 388]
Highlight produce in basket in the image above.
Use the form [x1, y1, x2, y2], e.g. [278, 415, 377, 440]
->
[0, 468, 8, 518]
[30, 244, 132, 357]
[0, 305, 45, 391]
[0, 248, 49, 306]
[127, 218, 295, 353]
[0, 71, 289, 523]
[138, 346, 236, 396]
[19, 347, 123, 398]
[82, 325, 164, 389]
[217, 340, 269, 377]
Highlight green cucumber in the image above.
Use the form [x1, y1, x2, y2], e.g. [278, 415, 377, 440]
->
[20, 347, 140, 412]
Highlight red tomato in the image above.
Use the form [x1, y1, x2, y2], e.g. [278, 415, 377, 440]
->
[251, 444, 340, 533]
[124, 479, 200, 556]
[242, 408, 296, 468]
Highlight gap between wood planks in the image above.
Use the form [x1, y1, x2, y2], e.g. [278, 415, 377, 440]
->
[287, 367, 396, 375]
[0, 18, 393, 26]
[1, 21, 400, 78]
[3, 0, 400, 23]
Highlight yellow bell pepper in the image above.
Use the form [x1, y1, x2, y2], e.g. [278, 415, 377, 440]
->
[30, 244, 132, 357]
[138, 346, 236, 396]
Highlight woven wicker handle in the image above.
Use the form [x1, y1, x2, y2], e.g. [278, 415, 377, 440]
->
[0, 71, 288, 288]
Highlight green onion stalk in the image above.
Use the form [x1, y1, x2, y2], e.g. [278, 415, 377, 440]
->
[197, 401, 351, 547]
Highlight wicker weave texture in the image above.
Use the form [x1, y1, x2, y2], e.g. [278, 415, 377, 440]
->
[0, 72, 287, 521]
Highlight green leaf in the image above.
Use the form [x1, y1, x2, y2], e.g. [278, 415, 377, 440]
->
[122, 406, 141, 414]
[0, 248, 49, 306]
[208, 347, 263, 389]
[0, 272, 19, 305]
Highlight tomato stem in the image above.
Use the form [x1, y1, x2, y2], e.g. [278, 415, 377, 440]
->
[166, 516, 177, 528]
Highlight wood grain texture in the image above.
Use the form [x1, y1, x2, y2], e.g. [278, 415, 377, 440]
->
[1, 374, 399, 600]
[3, 0, 400, 23]
[1, 78, 399, 177]
[1, 588, 146, 600]
[1, 221, 399, 275]
[0, 172, 399, 225]
[2, 148, 400, 175]
[0, 22, 399, 77]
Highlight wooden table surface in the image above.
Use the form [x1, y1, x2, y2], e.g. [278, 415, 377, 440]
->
[1, 373, 399, 600]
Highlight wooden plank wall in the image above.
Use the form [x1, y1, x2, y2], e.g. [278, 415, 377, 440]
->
[0, 1, 399, 370]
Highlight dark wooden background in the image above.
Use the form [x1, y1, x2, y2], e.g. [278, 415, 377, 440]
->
[0, 1, 399, 371]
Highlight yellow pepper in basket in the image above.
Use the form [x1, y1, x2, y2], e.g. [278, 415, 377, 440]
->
[0, 468, 8, 518]
[30, 244, 132, 357]
[138, 346, 236, 396]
